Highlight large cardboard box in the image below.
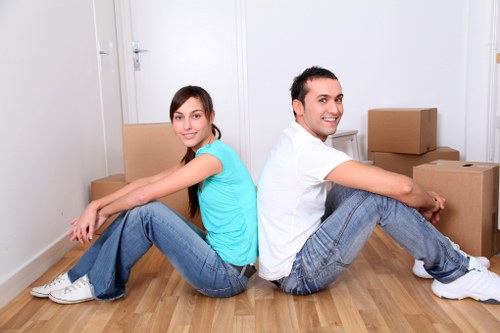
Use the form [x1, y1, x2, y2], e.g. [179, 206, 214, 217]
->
[413, 160, 499, 257]
[123, 123, 185, 182]
[368, 108, 437, 154]
[369, 147, 459, 177]
[91, 174, 202, 232]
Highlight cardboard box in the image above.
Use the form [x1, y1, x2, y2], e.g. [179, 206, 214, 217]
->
[90, 174, 203, 233]
[413, 160, 499, 257]
[91, 173, 128, 201]
[368, 108, 437, 154]
[123, 123, 186, 182]
[369, 147, 459, 177]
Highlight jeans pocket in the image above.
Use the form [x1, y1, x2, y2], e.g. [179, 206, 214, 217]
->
[301, 234, 338, 278]
[196, 261, 247, 298]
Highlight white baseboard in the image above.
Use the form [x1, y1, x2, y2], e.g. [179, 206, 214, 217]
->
[0, 234, 76, 309]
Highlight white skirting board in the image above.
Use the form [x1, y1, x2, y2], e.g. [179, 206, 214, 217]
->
[0, 234, 76, 309]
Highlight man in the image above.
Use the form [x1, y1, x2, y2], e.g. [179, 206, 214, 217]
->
[257, 66, 500, 303]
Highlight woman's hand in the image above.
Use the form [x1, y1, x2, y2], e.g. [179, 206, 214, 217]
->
[418, 191, 446, 224]
[68, 202, 106, 244]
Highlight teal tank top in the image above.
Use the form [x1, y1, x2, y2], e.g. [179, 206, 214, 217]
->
[195, 140, 258, 265]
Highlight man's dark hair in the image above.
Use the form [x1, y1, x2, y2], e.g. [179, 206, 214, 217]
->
[290, 66, 338, 105]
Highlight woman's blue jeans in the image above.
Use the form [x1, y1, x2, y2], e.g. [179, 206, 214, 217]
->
[275, 185, 469, 295]
[67, 201, 251, 300]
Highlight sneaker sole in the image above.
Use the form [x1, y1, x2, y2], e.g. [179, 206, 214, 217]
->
[435, 294, 500, 304]
[412, 270, 433, 279]
[30, 290, 49, 298]
[432, 287, 500, 305]
[48, 294, 94, 304]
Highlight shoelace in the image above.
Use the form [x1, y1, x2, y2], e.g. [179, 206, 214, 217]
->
[467, 266, 500, 291]
[477, 268, 500, 281]
[63, 277, 89, 294]
[45, 274, 66, 287]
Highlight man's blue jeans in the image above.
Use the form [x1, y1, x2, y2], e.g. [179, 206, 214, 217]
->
[67, 201, 251, 300]
[275, 185, 469, 295]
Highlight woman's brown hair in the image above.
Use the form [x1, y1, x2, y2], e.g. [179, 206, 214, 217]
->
[169, 86, 221, 218]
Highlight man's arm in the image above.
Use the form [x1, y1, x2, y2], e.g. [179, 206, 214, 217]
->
[325, 160, 444, 222]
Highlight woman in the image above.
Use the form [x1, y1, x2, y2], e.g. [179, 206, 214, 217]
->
[31, 86, 258, 304]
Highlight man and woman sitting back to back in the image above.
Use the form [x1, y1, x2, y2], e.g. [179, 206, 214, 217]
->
[32, 67, 500, 305]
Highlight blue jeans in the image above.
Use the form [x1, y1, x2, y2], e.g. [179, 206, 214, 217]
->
[274, 185, 469, 295]
[67, 201, 251, 300]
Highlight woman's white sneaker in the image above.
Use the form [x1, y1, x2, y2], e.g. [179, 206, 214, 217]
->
[30, 272, 72, 298]
[431, 257, 500, 304]
[49, 274, 94, 304]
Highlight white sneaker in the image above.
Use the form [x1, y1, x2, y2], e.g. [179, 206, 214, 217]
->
[412, 238, 490, 279]
[30, 272, 72, 298]
[49, 275, 94, 304]
[431, 257, 500, 304]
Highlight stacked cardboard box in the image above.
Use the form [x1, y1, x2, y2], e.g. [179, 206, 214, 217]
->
[367, 108, 499, 257]
[91, 123, 202, 234]
[414, 161, 499, 257]
[367, 108, 459, 177]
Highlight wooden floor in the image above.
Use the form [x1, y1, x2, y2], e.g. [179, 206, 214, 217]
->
[1, 226, 500, 333]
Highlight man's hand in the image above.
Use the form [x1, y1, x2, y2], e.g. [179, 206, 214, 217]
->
[419, 191, 445, 224]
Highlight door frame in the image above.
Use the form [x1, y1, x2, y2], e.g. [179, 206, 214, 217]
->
[487, 0, 500, 230]
[495, 0, 500, 231]
[113, 0, 138, 124]
[488, 0, 499, 163]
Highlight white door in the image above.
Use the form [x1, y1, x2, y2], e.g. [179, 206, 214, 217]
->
[114, 0, 249, 164]
[94, 0, 124, 174]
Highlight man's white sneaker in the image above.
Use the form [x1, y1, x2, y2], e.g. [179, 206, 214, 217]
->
[412, 238, 490, 279]
[431, 257, 500, 304]
[30, 272, 72, 298]
[49, 274, 94, 304]
[413, 256, 490, 279]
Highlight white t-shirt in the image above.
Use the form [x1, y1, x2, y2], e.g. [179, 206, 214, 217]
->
[257, 121, 352, 280]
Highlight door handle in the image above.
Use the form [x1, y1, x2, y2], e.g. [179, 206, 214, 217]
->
[132, 41, 149, 71]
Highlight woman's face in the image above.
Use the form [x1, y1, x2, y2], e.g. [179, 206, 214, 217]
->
[172, 96, 214, 151]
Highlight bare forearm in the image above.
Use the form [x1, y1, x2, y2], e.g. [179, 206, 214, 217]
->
[92, 177, 150, 211]
[397, 177, 438, 210]
[92, 164, 181, 214]
[98, 187, 150, 219]
[328, 161, 440, 211]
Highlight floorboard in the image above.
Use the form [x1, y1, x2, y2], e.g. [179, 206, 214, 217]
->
[1, 226, 499, 332]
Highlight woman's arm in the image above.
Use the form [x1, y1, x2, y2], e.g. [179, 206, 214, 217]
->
[99, 154, 222, 217]
[72, 154, 222, 243]
[94, 162, 183, 211]
[325, 160, 445, 222]
[70, 162, 182, 243]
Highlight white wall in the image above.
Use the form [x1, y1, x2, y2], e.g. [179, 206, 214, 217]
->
[0, 0, 108, 308]
[245, 0, 485, 180]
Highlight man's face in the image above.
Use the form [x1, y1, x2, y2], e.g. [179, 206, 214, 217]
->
[293, 77, 344, 141]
